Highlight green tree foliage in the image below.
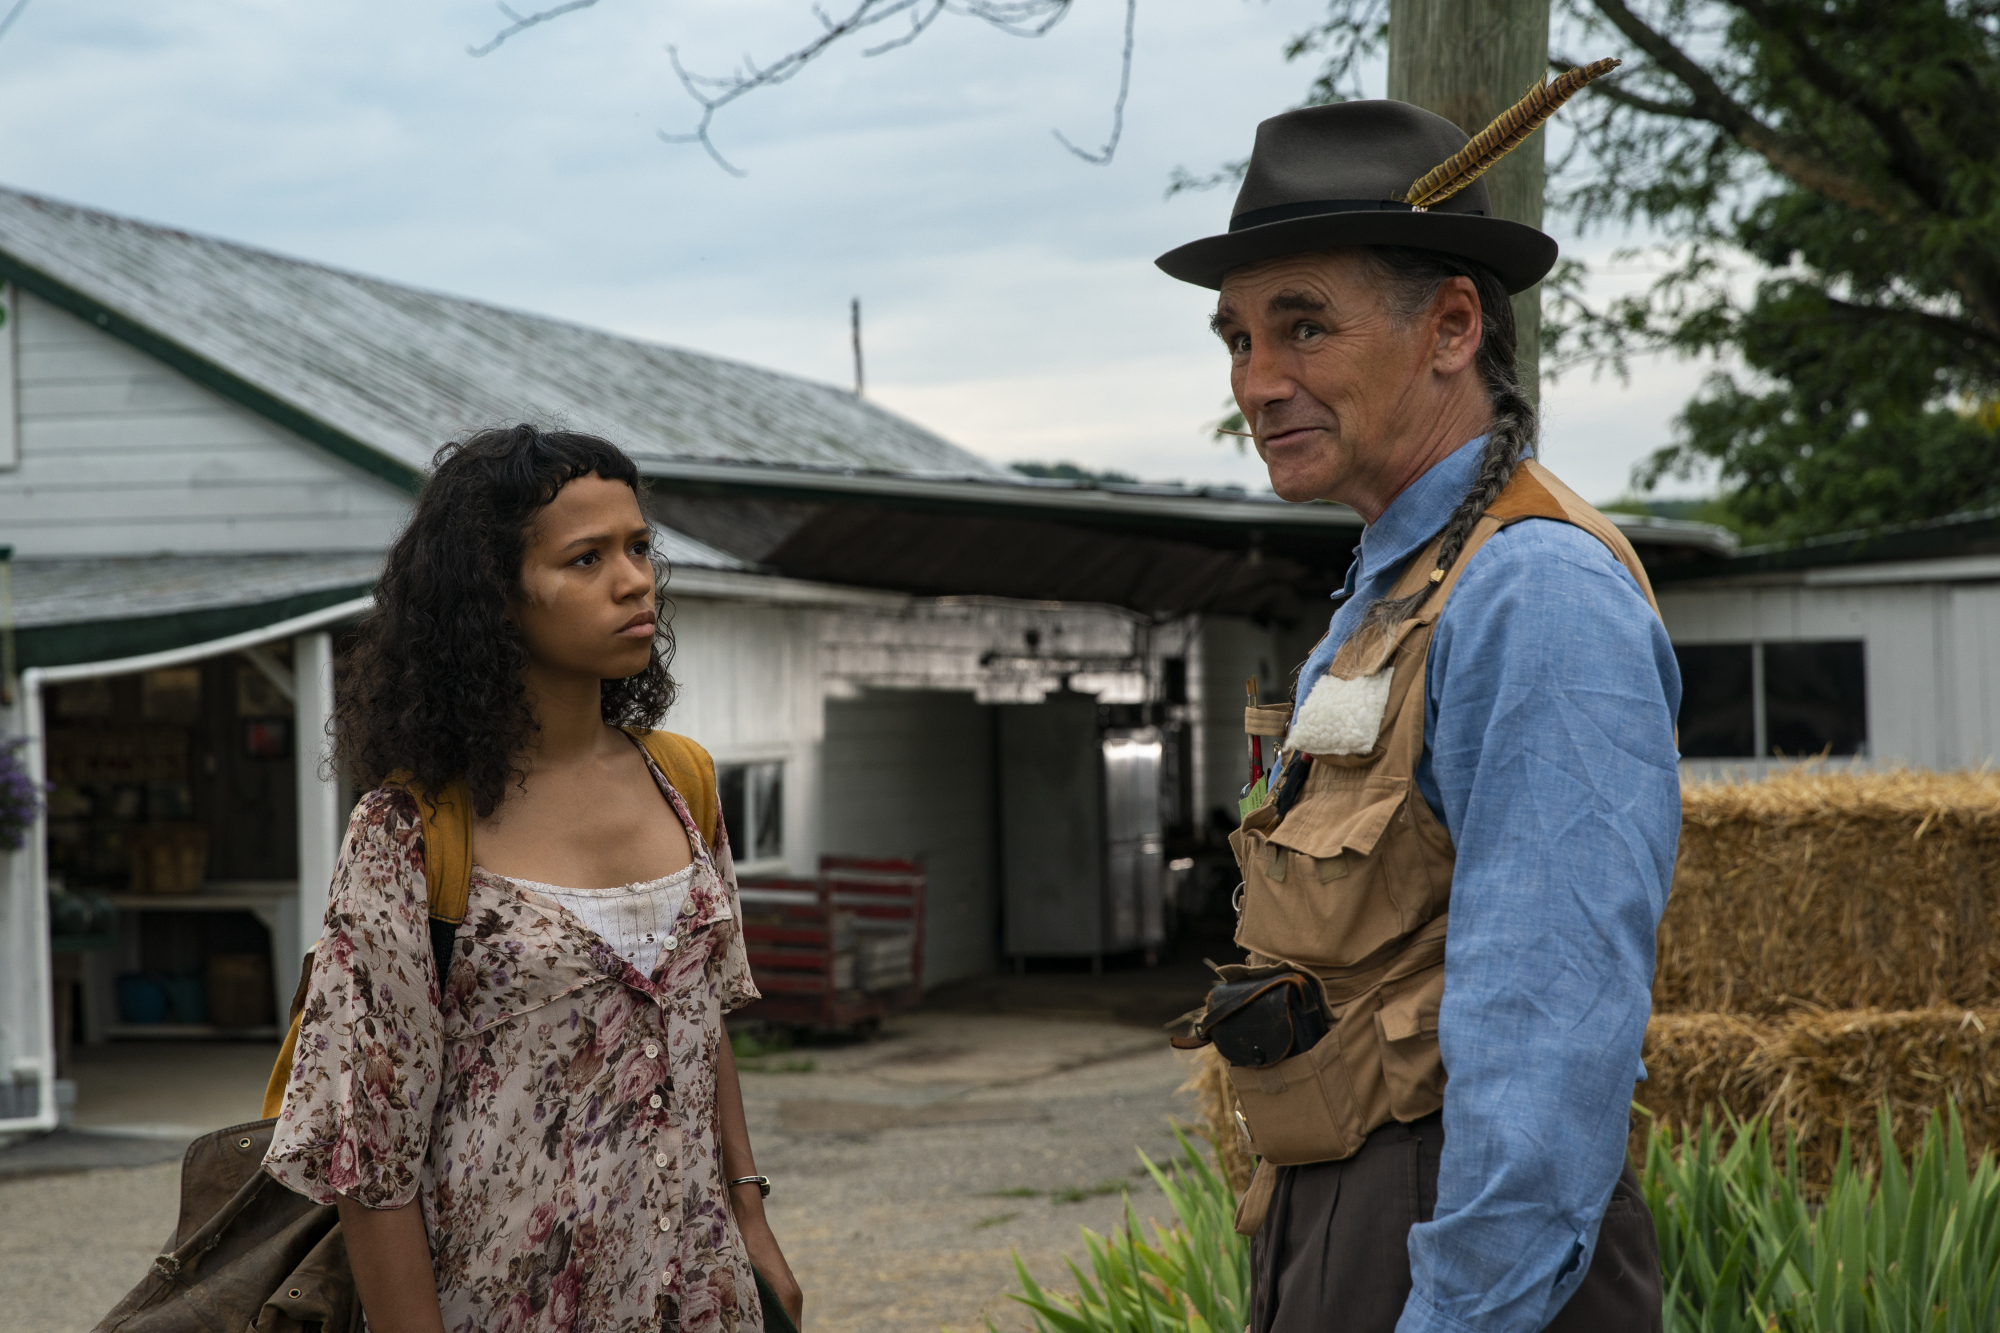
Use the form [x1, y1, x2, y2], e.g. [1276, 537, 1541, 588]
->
[1262, 1, 2000, 542]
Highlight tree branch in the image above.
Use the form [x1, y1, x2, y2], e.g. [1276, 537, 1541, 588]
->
[1729, 0, 1946, 212]
[642, 1, 1105, 174]
[656, 1, 942, 175]
[863, 0, 948, 55]
[1051, 0, 1134, 165]
[1577, 77, 1701, 119]
[1820, 296, 2000, 365]
[468, 0, 602, 58]
[1584, 0, 1918, 224]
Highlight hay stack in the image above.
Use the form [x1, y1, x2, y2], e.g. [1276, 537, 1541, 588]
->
[1178, 1045, 1254, 1194]
[1639, 1007, 2000, 1183]
[1183, 772, 2000, 1190]
[1660, 769, 2000, 1015]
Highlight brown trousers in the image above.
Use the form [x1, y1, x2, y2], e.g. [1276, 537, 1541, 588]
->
[1249, 1113, 1662, 1333]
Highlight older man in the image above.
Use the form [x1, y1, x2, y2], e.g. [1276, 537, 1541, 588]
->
[1158, 99, 1677, 1331]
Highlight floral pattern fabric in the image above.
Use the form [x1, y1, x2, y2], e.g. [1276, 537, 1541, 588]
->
[264, 751, 763, 1333]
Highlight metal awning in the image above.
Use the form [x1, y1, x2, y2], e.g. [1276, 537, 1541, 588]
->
[642, 461, 1739, 619]
[6, 520, 756, 669]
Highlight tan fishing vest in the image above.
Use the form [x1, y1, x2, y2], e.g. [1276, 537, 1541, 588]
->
[1224, 461, 1660, 1186]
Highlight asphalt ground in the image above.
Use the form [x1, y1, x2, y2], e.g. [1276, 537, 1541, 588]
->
[0, 976, 1214, 1333]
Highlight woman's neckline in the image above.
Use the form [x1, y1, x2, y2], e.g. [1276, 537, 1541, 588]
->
[474, 860, 698, 898]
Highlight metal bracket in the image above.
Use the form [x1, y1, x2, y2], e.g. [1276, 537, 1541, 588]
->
[241, 643, 295, 702]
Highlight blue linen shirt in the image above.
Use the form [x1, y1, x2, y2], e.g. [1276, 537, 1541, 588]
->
[1289, 436, 1681, 1333]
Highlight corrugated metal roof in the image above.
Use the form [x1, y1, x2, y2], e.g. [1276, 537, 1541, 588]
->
[6, 523, 744, 629]
[0, 186, 1006, 480]
[8, 553, 384, 629]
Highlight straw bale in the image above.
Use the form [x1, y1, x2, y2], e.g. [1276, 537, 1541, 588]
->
[1177, 1044, 1254, 1194]
[1638, 1007, 2000, 1186]
[1182, 1008, 2000, 1194]
[1659, 769, 2000, 1015]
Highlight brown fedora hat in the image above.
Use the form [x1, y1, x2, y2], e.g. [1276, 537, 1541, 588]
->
[1155, 100, 1557, 294]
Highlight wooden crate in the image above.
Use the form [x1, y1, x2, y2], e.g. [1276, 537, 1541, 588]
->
[738, 856, 925, 1032]
[125, 824, 209, 895]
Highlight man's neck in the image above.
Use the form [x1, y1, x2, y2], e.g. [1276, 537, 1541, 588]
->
[1341, 394, 1495, 525]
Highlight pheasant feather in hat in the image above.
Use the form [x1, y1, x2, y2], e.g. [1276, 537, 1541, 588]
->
[1157, 59, 1620, 292]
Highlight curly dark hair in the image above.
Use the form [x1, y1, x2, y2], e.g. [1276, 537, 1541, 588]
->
[336, 424, 677, 817]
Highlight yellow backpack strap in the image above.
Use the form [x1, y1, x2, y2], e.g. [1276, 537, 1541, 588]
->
[261, 775, 472, 1120]
[632, 729, 719, 851]
[417, 778, 475, 930]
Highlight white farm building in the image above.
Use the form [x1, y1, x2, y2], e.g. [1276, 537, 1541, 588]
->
[3, 184, 1891, 1139]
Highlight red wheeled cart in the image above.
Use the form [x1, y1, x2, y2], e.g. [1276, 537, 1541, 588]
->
[736, 856, 925, 1032]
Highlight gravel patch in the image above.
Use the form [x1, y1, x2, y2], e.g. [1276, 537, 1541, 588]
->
[0, 1011, 1198, 1333]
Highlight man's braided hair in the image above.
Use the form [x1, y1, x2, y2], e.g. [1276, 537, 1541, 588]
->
[1352, 247, 1535, 641]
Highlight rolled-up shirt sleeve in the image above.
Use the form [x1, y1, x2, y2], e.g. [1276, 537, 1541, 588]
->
[1397, 520, 1681, 1333]
[705, 814, 761, 1014]
[264, 786, 444, 1211]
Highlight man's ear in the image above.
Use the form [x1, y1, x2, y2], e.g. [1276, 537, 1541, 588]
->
[1430, 276, 1483, 376]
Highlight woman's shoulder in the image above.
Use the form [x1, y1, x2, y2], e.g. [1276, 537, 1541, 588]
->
[342, 784, 429, 873]
[352, 782, 424, 830]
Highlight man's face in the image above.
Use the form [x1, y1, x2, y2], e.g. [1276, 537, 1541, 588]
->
[1212, 249, 1438, 505]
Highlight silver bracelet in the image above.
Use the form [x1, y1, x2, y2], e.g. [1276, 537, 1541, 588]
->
[727, 1174, 771, 1198]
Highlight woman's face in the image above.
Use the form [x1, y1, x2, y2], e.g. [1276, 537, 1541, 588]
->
[510, 473, 658, 683]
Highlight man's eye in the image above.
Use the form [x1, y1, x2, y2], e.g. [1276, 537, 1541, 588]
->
[1294, 322, 1324, 340]
[1228, 333, 1251, 354]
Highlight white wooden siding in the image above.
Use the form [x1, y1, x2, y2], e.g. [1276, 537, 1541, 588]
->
[0, 292, 408, 556]
[1659, 580, 2000, 774]
[0, 284, 17, 470]
[1945, 586, 2000, 769]
[821, 691, 996, 987]
[659, 599, 825, 876]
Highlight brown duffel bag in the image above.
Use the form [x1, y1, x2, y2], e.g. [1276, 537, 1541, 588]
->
[94, 1117, 358, 1333]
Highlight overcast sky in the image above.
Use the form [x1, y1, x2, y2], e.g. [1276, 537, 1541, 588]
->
[0, 0, 1717, 502]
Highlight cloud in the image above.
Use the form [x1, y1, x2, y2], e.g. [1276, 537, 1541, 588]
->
[0, 0, 1713, 502]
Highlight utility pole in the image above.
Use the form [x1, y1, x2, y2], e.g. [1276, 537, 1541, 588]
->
[1388, 0, 1551, 404]
[850, 296, 864, 397]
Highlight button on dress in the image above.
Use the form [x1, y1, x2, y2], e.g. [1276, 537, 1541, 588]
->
[264, 754, 763, 1333]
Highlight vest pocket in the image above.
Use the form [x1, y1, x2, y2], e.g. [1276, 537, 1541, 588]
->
[1232, 792, 1408, 970]
[1224, 1027, 1365, 1166]
[1374, 967, 1446, 1122]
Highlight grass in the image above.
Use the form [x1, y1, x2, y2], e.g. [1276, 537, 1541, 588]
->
[1644, 1103, 2000, 1332]
[977, 1213, 1022, 1230]
[1051, 1180, 1129, 1205]
[992, 1106, 2000, 1333]
[985, 1180, 1138, 1205]
[991, 1129, 1248, 1333]
[730, 1028, 817, 1073]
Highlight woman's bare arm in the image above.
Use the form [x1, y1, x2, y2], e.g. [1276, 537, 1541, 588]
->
[335, 1195, 446, 1333]
[716, 1037, 803, 1325]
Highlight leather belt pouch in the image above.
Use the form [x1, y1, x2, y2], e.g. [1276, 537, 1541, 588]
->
[1178, 965, 1330, 1068]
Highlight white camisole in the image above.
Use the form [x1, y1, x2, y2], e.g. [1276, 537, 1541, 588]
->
[500, 862, 700, 972]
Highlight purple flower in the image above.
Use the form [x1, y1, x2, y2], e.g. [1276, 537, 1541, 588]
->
[0, 741, 50, 853]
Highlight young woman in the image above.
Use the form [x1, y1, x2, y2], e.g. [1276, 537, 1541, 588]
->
[264, 426, 802, 1333]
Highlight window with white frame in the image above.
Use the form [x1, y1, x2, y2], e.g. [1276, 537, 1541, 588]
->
[717, 761, 784, 863]
[1673, 640, 1868, 759]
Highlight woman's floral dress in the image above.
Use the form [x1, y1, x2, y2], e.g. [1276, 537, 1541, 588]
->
[264, 752, 763, 1333]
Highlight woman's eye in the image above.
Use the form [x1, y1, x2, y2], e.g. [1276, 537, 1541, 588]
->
[631, 541, 651, 557]
[573, 551, 598, 567]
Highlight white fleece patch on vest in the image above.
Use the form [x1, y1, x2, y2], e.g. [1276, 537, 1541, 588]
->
[1287, 668, 1394, 756]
